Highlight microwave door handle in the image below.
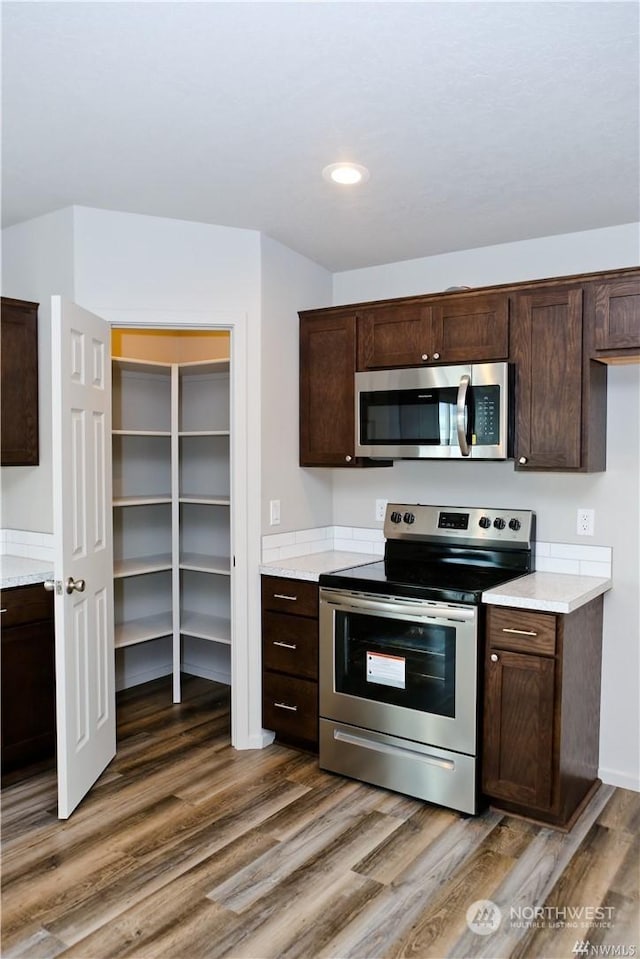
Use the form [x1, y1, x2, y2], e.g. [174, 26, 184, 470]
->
[456, 374, 471, 456]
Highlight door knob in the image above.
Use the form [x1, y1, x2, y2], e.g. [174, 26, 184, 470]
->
[44, 579, 56, 592]
[65, 577, 86, 594]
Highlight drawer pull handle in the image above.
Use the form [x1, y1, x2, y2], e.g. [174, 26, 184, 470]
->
[273, 641, 297, 650]
[501, 627, 538, 637]
[273, 593, 297, 602]
[0, 609, 7, 614]
[274, 701, 298, 712]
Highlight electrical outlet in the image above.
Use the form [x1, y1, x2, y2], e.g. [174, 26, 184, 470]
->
[269, 499, 281, 526]
[375, 498, 388, 522]
[577, 508, 595, 536]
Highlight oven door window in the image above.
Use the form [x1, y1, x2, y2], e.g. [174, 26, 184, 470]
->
[334, 610, 455, 717]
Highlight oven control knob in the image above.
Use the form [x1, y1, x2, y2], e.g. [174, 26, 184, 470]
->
[403, 512, 415, 525]
[390, 511, 403, 524]
[479, 516, 491, 529]
[493, 518, 506, 530]
[509, 518, 522, 531]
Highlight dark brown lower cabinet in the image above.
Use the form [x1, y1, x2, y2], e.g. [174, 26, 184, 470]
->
[1, 583, 56, 777]
[482, 600, 603, 828]
[261, 576, 319, 751]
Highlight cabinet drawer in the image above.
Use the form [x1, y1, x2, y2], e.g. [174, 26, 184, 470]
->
[262, 611, 318, 680]
[1, 584, 53, 629]
[488, 607, 556, 656]
[261, 577, 318, 618]
[262, 672, 318, 745]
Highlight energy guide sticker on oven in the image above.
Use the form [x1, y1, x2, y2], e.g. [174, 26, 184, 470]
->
[366, 651, 406, 689]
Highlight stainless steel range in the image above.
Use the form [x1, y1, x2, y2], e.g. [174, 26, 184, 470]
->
[318, 503, 535, 815]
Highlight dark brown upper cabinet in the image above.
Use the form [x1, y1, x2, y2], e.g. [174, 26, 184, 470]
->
[1, 297, 39, 466]
[510, 285, 606, 472]
[299, 310, 364, 467]
[592, 276, 640, 359]
[357, 293, 509, 369]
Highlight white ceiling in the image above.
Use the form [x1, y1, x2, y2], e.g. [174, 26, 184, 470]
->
[2, 1, 639, 272]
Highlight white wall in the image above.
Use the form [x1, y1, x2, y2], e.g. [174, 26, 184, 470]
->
[1, 208, 75, 533]
[333, 223, 640, 303]
[260, 234, 333, 535]
[331, 223, 640, 790]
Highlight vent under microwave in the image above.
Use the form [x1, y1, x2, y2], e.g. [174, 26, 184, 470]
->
[355, 362, 513, 460]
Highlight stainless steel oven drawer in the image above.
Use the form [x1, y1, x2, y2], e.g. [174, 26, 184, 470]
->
[319, 718, 478, 815]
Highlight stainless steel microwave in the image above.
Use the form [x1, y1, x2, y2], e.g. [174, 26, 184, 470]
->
[355, 362, 513, 460]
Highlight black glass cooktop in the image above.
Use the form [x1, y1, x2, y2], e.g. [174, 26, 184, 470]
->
[319, 558, 527, 605]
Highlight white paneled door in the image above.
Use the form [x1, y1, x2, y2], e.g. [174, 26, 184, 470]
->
[51, 297, 115, 818]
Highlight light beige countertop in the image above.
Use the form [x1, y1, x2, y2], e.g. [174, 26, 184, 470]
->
[1, 555, 55, 590]
[260, 551, 380, 582]
[482, 571, 612, 614]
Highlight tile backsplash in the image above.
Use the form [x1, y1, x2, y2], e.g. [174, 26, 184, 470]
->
[0, 529, 55, 561]
[262, 526, 612, 579]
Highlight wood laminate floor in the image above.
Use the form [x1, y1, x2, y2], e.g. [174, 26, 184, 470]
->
[1, 676, 638, 959]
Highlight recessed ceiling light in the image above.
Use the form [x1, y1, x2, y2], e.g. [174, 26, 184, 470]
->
[322, 162, 370, 185]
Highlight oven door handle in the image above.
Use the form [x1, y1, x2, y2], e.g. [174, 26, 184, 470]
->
[334, 729, 455, 770]
[321, 590, 476, 623]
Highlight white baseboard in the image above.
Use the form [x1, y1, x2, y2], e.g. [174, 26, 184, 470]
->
[116, 663, 171, 692]
[599, 767, 640, 792]
[182, 660, 231, 687]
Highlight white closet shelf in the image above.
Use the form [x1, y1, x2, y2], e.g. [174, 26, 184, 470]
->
[179, 553, 231, 575]
[113, 429, 172, 437]
[113, 357, 172, 373]
[114, 554, 173, 578]
[180, 359, 230, 374]
[178, 430, 230, 437]
[179, 494, 230, 506]
[115, 612, 173, 649]
[180, 612, 231, 644]
[113, 495, 172, 507]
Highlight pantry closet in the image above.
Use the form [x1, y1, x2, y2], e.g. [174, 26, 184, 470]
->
[111, 328, 231, 703]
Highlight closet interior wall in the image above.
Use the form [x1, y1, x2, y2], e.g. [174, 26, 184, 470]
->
[111, 329, 231, 702]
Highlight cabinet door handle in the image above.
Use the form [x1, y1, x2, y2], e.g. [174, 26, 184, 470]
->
[274, 701, 298, 712]
[490, 653, 499, 662]
[518, 456, 528, 465]
[345, 455, 353, 462]
[273, 641, 297, 650]
[501, 627, 538, 637]
[273, 593, 297, 602]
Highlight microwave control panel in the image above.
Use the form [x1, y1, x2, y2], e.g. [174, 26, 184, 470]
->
[472, 386, 500, 445]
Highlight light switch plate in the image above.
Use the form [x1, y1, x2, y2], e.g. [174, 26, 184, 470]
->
[270, 499, 281, 526]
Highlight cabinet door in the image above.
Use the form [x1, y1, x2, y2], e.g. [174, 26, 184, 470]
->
[1, 297, 39, 466]
[434, 293, 509, 363]
[1, 613, 56, 773]
[300, 312, 359, 466]
[357, 304, 436, 369]
[483, 647, 556, 810]
[594, 277, 640, 352]
[511, 287, 584, 470]
[1, 585, 56, 773]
